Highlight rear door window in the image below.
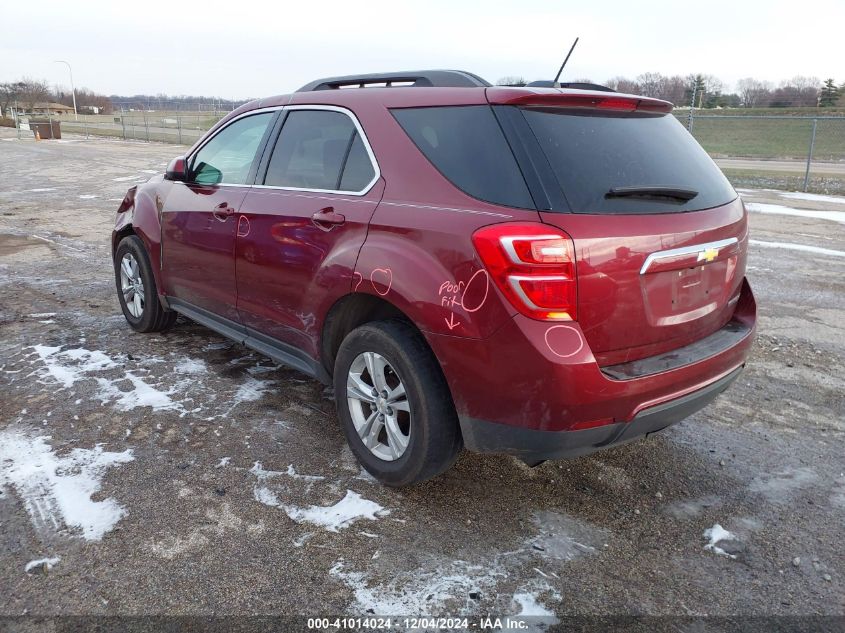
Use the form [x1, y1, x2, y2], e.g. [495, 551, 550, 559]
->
[521, 108, 736, 214]
[392, 106, 534, 209]
[263, 110, 375, 192]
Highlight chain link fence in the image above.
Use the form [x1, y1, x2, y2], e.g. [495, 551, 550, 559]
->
[9, 105, 845, 195]
[676, 111, 845, 194]
[12, 110, 226, 146]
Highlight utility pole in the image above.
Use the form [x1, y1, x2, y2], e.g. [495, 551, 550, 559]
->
[55, 60, 78, 120]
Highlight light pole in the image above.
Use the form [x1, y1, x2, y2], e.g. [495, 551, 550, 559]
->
[55, 60, 78, 120]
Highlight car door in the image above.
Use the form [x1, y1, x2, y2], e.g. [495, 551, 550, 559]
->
[161, 111, 276, 323]
[236, 106, 383, 359]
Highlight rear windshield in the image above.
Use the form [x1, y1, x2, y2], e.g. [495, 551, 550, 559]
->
[521, 108, 736, 214]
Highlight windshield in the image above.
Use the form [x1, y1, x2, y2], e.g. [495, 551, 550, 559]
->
[521, 107, 737, 214]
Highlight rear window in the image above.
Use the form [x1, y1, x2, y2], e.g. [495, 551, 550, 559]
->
[521, 108, 736, 214]
[392, 106, 534, 209]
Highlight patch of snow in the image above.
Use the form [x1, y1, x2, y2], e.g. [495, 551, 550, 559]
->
[529, 511, 602, 561]
[745, 202, 845, 224]
[112, 176, 138, 182]
[78, 194, 99, 200]
[228, 377, 274, 410]
[30, 345, 117, 388]
[95, 372, 180, 412]
[216, 457, 231, 468]
[750, 239, 845, 259]
[173, 358, 207, 375]
[202, 341, 231, 351]
[28, 345, 186, 413]
[253, 485, 281, 507]
[513, 591, 556, 618]
[285, 464, 325, 481]
[0, 428, 133, 541]
[703, 523, 737, 559]
[283, 490, 388, 532]
[330, 559, 506, 615]
[28, 188, 56, 192]
[355, 467, 378, 484]
[777, 191, 845, 206]
[25, 556, 61, 573]
[749, 467, 817, 503]
[246, 364, 277, 375]
[28, 313, 56, 318]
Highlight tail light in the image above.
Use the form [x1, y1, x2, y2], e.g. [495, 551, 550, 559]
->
[472, 223, 577, 320]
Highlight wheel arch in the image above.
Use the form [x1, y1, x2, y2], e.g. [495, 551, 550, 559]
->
[321, 293, 426, 377]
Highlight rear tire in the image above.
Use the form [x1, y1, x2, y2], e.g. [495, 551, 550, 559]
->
[114, 235, 176, 333]
[334, 319, 462, 486]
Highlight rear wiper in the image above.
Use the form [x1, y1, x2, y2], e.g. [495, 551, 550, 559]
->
[606, 186, 699, 202]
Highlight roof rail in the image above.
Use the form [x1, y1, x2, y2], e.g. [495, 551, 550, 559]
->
[526, 80, 616, 93]
[297, 70, 491, 92]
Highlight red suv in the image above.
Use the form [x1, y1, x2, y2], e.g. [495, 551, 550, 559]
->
[112, 70, 756, 486]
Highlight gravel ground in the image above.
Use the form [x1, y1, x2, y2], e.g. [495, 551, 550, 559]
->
[1, 130, 843, 629]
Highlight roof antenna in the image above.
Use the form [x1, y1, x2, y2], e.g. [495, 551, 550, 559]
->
[552, 37, 579, 87]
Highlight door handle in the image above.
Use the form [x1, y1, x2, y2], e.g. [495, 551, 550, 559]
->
[311, 206, 346, 230]
[213, 202, 235, 222]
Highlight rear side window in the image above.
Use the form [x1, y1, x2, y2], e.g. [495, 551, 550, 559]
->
[521, 108, 736, 214]
[339, 133, 375, 191]
[264, 110, 375, 192]
[392, 106, 534, 209]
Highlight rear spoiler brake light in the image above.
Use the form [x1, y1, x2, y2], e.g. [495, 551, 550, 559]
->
[486, 88, 673, 113]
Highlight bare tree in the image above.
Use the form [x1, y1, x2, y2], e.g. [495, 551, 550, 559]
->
[783, 76, 821, 91]
[771, 76, 821, 107]
[496, 76, 527, 87]
[635, 72, 666, 98]
[736, 78, 773, 107]
[16, 78, 51, 111]
[605, 76, 640, 94]
[662, 75, 689, 104]
[0, 78, 50, 114]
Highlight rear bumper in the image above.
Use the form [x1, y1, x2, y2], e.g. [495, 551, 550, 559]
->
[424, 278, 756, 457]
[459, 366, 742, 461]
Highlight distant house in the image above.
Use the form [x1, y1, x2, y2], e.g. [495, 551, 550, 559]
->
[29, 102, 74, 116]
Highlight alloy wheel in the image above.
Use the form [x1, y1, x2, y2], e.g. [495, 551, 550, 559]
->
[119, 253, 145, 318]
[346, 351, 411, 461]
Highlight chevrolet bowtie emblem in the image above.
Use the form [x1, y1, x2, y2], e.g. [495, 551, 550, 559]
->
[697, 247, 720, 263]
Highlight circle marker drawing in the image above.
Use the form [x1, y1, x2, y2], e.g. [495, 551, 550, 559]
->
[544, 324, 584, 358]
[370, 268, 393, 296]
[460, 269, 490, 313]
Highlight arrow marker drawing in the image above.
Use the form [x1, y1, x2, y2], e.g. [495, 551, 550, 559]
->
[444, 313, 461, 331]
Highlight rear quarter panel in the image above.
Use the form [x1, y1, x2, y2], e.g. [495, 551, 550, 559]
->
[345, 94, 537, 339]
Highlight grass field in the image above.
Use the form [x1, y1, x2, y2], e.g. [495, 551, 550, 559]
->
[676, 114, 845, 162]
[719, 168, 845, 196]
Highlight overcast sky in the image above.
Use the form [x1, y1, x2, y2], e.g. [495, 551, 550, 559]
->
[2, 0, 842, 99]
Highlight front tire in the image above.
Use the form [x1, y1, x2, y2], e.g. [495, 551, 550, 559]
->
[114, 235, 176, 333]
[334, 320, 462, 486]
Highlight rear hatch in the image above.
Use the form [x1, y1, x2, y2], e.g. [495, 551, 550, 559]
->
[490, 89, 747, 365]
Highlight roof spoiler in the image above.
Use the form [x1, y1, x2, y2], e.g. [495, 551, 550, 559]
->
[487, 87, 674, 113]
[527, 80, 616, 93]
[297, 70, 491, 92]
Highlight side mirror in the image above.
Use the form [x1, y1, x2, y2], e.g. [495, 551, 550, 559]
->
[165, 156, 187, 181]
